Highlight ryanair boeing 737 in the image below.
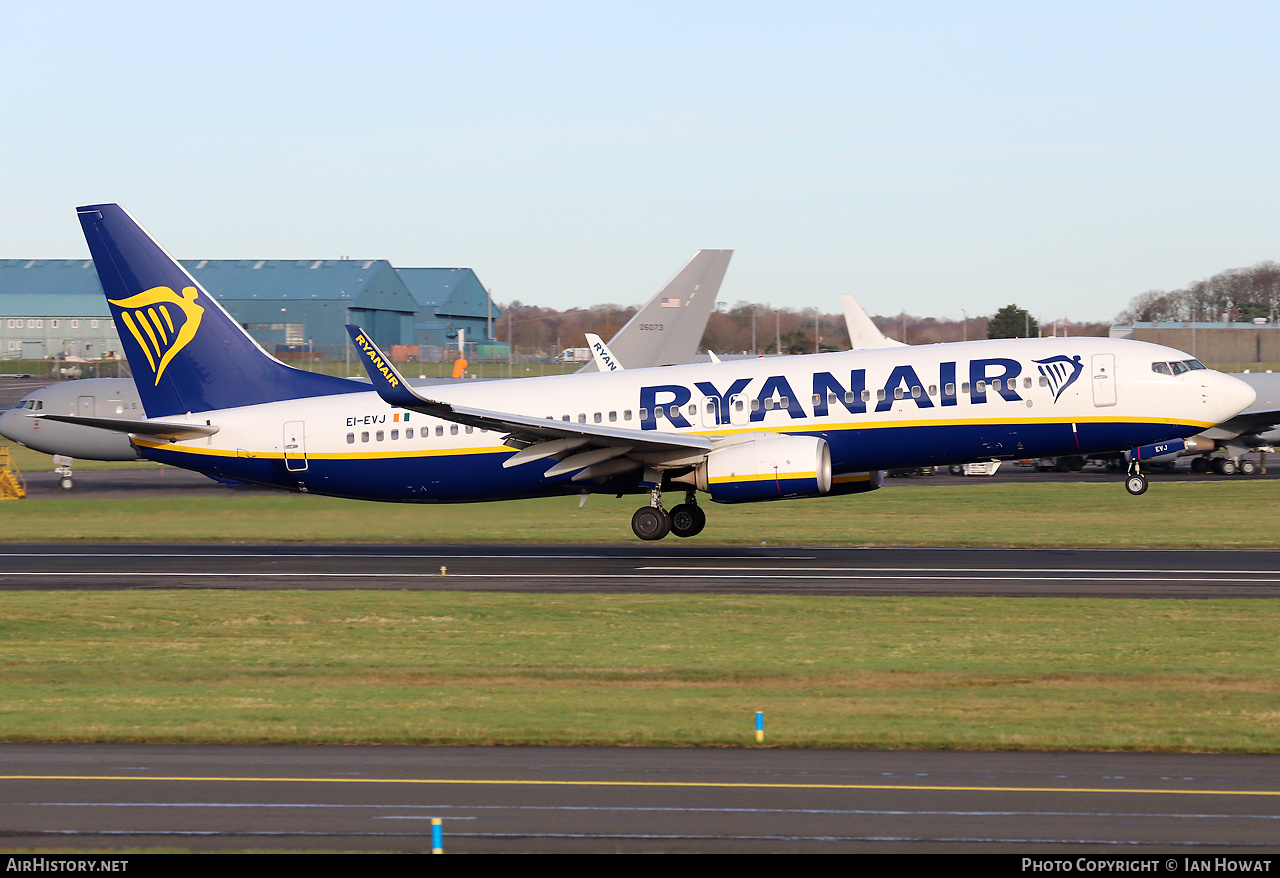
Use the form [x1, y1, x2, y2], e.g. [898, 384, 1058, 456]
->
[29, 204, 1256, 540]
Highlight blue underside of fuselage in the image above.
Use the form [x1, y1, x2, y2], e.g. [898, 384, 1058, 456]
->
[139, 419, 1200, 503]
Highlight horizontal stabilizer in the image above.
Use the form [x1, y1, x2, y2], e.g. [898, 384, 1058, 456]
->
[33, 413, 219, 441]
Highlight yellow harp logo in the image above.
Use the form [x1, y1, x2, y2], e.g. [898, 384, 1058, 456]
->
[108, 286, 205, 386]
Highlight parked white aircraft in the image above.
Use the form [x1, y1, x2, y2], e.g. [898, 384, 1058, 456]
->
[0, 246, 731, 488]
[25, 204, 1255, 538]
[842, 295, 907, 350]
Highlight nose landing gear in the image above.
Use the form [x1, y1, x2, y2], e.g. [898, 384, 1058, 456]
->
[1125, 460, 1148, 495]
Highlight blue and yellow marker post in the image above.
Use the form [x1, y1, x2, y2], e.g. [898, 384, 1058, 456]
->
[432, 817, 443, 853]
[755, 711, 764, 743]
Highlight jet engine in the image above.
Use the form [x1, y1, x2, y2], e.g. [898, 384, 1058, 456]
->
[680, 434, 832, 503]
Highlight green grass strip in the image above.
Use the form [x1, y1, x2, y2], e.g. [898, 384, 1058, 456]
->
[3, 481, 1279, 547]
[1, 591, 1277, 752]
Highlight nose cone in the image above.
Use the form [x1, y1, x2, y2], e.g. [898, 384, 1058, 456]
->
[1207, 371, 1257, 424]
[0, 409, 23, 443]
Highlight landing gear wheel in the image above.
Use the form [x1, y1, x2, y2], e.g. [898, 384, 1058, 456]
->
[1125, 474, 1148, 495]
[1239, 460, 1258, 475]
[58, 477, 73, 491]
[1190, 457, 1209, 473]
[631, 507, 671, 541]
[1215, 458, 1237, 475]
[669, 504, 706, 538]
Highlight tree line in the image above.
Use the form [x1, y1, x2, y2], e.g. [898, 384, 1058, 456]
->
[1118, 261, 1280, 324]
[499, 300, 1111, 354]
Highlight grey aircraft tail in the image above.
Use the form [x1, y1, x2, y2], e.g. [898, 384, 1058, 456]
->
[577, 250, 732, 372]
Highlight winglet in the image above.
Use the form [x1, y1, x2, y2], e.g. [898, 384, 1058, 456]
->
[346, 325, 430, 410]
[585, 333, 625, 372]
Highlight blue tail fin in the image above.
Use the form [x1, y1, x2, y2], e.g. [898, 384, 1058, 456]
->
[77, 204, 362, 417]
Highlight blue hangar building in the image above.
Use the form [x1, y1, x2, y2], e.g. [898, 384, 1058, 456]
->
[0, 258, 503, 361]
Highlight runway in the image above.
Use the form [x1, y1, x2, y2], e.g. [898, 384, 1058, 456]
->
[3, 744, 1279, 853]
[3, 543, 1280, 597]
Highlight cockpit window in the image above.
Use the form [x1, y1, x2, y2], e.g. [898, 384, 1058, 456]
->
[1170, 360, 1190, 375]
[1184, 359, 1207, 370]
[1151, 362, 1173, 375]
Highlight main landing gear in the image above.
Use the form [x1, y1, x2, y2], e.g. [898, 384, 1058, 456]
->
[1125, 459, 1148, 496]
[631, 489, 706, 541]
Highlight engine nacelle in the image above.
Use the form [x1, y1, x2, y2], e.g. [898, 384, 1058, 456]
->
[690, 435, 832, 503]
[827, 469, 884, 496]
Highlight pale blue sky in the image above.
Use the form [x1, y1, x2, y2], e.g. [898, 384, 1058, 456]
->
[3, 1, 1277, 324]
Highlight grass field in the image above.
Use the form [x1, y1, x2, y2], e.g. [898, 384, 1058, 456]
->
[1, 591, 1276, 751]
[2, 477, 1279, 547]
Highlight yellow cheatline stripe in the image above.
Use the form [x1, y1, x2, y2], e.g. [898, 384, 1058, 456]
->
[833, 473, 871, 483]
[131, 439, 512, 461]
[696, 414, 1221, 437]
[131, 417, 1214, 463]
[709, 471, 817, 484]
[1, 775, 1277, 797]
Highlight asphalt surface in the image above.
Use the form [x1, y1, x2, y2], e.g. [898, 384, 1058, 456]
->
[2, 543, 1280, 597]
[2, 744, 1279, 853]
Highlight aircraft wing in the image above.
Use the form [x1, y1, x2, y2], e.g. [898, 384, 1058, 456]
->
[31, 413, 220, 442]
[1200, 408, 1280, 441]
[346, 326, 712, 460]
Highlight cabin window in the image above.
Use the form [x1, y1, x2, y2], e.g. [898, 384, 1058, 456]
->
[670, 405, 680, 418]
[361, 432, 370, 443]
[654, 407, 664, 419]
[861, 390, 871, 403]
[436, 425, 444, 436]
[975, 380, 986, 393]
[1039, 376, 1048, 387]
[911, 386, 921, 398]
[623, 410, 632, 421]
[638, 408, 647, 420]
[945, 383, 956, 395]
[961, 382, 971, 394]
[928, 384, 937, 396]
[877, 389, 886, 401]
[843, 391, 855, 404]
[562, 415, 570, 421]
[450, 425, 459, 435]
[376, 431, 384, 441]
[465, 426, 473, 433]
[813, 394, 822, 406]
[609, 411, 617, 422]
[594, 412, 602, 423]
[390, 429, 399, 440]
[346, 433, 355, 444]
[406, 428, 414, 439]
[894, 387, 904, 400]
[779, 397, 789, 408]
[763, 398, 774, 411]
[751, 399, 761, 412]
[578, 413, 587, 423]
